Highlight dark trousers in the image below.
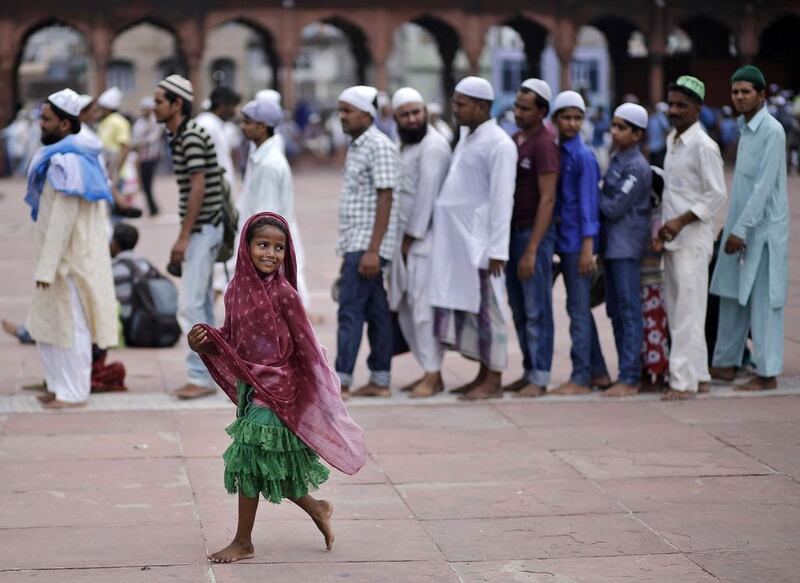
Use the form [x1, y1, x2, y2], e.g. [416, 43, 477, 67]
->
[335, 252, 392, 387]
[139, 160, 158, 215]
[604, 258, 643, 385]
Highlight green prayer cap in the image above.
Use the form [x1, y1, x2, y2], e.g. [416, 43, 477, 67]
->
[731, 65, 766, 90]
[675, 75, 705, 102]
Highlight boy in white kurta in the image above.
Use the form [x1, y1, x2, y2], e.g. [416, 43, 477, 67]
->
[25, 89, 118, 408]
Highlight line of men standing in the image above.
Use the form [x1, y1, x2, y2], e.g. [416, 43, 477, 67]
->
[331, 65, 789, 401]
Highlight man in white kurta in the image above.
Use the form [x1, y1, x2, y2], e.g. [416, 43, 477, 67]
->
[656, 76, 727, 400]
[25, 89, 118, 408]
[387, 88, 452, 398]
[429, 77, 517, 400]
[196, 86, 241, 191]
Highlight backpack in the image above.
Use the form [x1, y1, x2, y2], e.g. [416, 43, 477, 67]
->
[216, 178, 239, 263]
[118, 259, 181, 348]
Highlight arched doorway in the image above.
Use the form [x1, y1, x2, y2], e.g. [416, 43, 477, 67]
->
[590, 16, 646, 107]
[758, 14, 800, 91]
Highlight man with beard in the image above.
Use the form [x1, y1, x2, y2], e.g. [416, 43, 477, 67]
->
[429, 76, 517, 401]
[387, 87, 452, 398]
[655, 76, 726, 400]
[503, 79, 560, 398]
[710, 66, 788, 392]
[24, 89, 118, 408]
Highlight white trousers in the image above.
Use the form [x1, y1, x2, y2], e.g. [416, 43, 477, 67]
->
[664, 246, 712, 392]
[38, 278, 92, 403]
[397, 253, 443, 373]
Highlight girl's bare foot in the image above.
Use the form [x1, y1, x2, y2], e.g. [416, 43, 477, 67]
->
[312, 500, 335, 550]
[208, 539, 255, 563]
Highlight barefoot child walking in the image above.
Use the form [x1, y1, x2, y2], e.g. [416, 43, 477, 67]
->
[188, 212, 366, 563]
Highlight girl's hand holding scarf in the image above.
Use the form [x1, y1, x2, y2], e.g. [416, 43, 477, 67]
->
[188, 324, 219, 355]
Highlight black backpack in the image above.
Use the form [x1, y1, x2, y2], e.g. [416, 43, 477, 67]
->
[118, 259, 181, 348]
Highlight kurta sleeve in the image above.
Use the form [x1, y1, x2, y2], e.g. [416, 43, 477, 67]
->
[487, 141, 518, 261]
[689, 143, 726, 223]
[600, 160, 649, 221]
[405, 141, 451, 240]
[33, 192, 79, 284]
[578, 152, 601, 238]
[731, 125, 786, 239]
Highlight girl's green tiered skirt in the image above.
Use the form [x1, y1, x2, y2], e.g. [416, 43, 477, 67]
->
[223, 381, 329, 504]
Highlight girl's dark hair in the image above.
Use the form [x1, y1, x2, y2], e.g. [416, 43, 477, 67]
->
[246, 216, 288, 244]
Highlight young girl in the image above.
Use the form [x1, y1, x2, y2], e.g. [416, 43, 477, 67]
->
[188, 212, 366, 563]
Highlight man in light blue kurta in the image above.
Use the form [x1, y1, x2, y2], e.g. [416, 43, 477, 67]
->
[710, 66, 788, 391]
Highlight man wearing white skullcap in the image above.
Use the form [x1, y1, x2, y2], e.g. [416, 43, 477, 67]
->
[254, 89, 286, 154]
[548, 90, 611, 395]
[25, 89, 118, 408]
[503, 78, 560, 398]
[426, 102, 454, 143]
[597, 103, 653, 397]
[196, 86, 242, 191]
[429, 76, 517, 400]
[132, 94, 163, 215]
[154, 75, 227, 399]
[335, 85, 399, 398]
[386, 87, 451, 398]
[374, 91, 398, 141]
[96, 87, 132, 187]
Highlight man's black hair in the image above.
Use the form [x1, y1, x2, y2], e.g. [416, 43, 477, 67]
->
[209, 86, 242, 110]
[163, 88, 193, 117]
[112, 222, 139, 251]
[518, 87, 550, 116]
[668, 83, 703, 106]
[46, 100, 81, 134]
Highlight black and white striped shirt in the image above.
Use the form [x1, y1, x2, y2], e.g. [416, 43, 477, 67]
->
[169, 119, 224, 231]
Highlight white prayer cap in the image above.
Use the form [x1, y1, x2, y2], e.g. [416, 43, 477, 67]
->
[97, 87, 123, 110]
[552, 90, 586, 114]
[255, 89, 281, 106]
[77, 94, 94, 113]
[139, 96, 155, 109]
[392, 87, 424, 110]
[454, 76, 495, 101]
[614, 102, 648, 130]
[338, 85, 378, 117]
[242, 99, 282, 127]
[47, 88, 82, 118]
[520, 78, 552, 103]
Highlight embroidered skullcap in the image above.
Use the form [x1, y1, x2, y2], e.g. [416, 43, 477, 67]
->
[454, 76, 495, 101]
[552, 90, 586, 114]
[242, 99, 282, 127]
[391, 87, 424, 110]
[158, 74, 194, 103]
[675, 75, 705, 102]
[255, 89, 281, 106]
[731, 65, 766, 91]
[77, 94, 94, 113]
[97, 87, 123, 110]
[338, 85, 378, 117]
[614, 102, 648, 130]
[47, 88, 82, 118]
[139, 96, 155, 109]
[520, 78, 552, 103]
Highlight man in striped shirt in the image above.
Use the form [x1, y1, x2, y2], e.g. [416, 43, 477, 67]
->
[154, 75, 224, 399]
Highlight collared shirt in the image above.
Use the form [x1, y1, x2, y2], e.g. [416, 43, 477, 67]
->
[710, 106, 788, 308]
[600, 146, 652, 259]
[429, 118, 517, 314]
[168, 118, 224, 232]
[132, 114, 162, 162]
[662, 121, 726, 255]
[337, 124, 399, 259]
[238, 136, 295, 227]
[554, 134, 601, 254]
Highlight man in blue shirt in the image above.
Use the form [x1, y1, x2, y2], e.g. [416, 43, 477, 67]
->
[710, 66, 788, 392]
[599, 103, 652, 396]
[548, 91, 610, 395]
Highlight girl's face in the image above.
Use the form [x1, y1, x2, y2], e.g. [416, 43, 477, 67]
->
[249, 225, 286, 275]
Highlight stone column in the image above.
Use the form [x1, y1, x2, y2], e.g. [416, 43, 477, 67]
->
[90, 23, 112, 94]
[175, 18, 205, 103]
[649, 53, 665, 105]
[367, 12, 391, 90]
[276, 47, 296, 110]
[648, 1, 667, 105]
[738, 3, 758, 65]
[462, 15, 484, 76]
[0, 18, 15, 125]
[554, 18, 577, 91]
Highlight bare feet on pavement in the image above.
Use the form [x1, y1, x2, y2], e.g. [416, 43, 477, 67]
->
[311, 500, 335, 550]
[42, 399, 85, 409]
[591, 375, 613, 389]
[36, 391, 56, 403]
[698, 381, 710, 393]
[710, 366, 736, 382]
[450, 368, 487, 394]
[350, 383, 390, 397]
[459, 380, 502, 401]
[400, 376, 423, 392]
[172, 384, 216, 400]
[661, 388, 693, 401]
[502, 377, 526, 392]
[409, 374, 443, 399]
[549, 382, 591, 395]
[208, 540, 255, 563]
[735, 376, 777, 391]
[602, 383, 640, 397]
[515, 384, 545, 398]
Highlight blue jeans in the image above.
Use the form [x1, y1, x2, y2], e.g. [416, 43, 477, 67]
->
[559, 252, 608, 385]
[335, 252, 392, 387]
[604, 258, 643, 385]
[177, 223, 222, 388]
[506, 226, 556, 386]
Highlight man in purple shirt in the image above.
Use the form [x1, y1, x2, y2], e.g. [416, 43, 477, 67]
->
[549, 91, 610, 395]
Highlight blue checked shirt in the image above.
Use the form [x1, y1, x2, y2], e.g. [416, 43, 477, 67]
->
[337, 124, 399, 260]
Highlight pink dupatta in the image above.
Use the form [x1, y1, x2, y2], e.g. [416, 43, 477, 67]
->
[197, 212, 366, 475]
